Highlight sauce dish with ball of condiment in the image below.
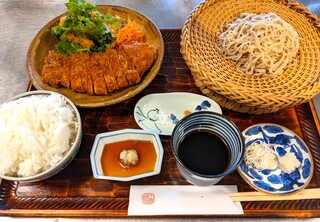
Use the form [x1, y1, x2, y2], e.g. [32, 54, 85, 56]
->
[90, 129, 164, 182]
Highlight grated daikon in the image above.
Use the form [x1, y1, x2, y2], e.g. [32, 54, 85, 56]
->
[243, 142, 278, 170]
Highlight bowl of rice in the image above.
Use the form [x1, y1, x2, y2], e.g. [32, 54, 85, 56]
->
[0, 90, 82, 182]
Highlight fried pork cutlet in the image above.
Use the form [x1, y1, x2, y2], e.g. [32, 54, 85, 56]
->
[117, 45, 141, 85]
[91, 53, 108, 95]
[100, 50, 118, 93]
[70, 53, 85, 92]
[71, 52, 94, 94]
[42, 50, 68, 88]
[81, 53, 94, 95]
[60, 56, 71, 89]
[121, 42, 157, 76]
[41, 41, 157, 95]
[107, 49, 129, 89]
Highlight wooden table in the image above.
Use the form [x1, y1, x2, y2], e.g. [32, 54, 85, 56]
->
[0, 30, 320, 218]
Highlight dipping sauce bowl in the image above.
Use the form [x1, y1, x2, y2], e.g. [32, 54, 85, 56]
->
[171, 111, 244, 186]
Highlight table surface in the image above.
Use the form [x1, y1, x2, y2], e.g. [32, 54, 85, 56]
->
[0, 0, 320, 221]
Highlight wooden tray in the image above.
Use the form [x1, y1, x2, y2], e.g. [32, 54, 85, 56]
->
[1, 30, 320, 218]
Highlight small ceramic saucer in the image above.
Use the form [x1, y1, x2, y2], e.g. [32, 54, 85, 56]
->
[238, 123, 314, 195]
[134, 92, 222, 136]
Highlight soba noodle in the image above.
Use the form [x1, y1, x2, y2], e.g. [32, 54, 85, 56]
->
[216, 12, 299, 78]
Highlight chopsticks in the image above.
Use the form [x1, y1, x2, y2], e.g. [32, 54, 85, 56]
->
[228, 188, 320, 202]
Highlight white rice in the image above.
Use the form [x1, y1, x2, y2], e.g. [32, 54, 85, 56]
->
[0, 93, 78, 177]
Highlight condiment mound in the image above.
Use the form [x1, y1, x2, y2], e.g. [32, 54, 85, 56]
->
[133, 92, 222, 135]
[90, 129, 164, 182]
[237, 123, 314, 195]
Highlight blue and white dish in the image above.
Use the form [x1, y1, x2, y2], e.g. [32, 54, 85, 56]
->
[134, 92, 222, 136]
[237, 123, 314, 195]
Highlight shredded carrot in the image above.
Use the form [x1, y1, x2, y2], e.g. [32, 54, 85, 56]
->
[90, 11, 97, 19]
[59, 16, 66, 26]
[80, 38, 94, 48]
[66, 33, 77, 41]
[106, 24, 118, 35]
[116, 21, 145, 45]
[66, 33, 94, 48]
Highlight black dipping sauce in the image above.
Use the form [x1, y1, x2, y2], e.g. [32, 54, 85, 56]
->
[177, 130, 230, 175]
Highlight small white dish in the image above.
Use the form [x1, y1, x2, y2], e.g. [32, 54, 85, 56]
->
[134, 92, 222, 135]
[237, 123, 314, 195]
[90, 129, 164, 182]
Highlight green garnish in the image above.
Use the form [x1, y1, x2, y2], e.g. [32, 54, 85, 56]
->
[51, 0, 123, 55]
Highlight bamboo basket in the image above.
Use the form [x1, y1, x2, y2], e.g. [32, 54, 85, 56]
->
[181, 0, 320, 114]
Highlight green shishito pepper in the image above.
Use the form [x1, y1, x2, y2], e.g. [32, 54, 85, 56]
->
[51, 0, 123, 55]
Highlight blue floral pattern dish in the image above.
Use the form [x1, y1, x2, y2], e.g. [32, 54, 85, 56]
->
[237, 123, 314, 195]
[133, 93, 222, 135]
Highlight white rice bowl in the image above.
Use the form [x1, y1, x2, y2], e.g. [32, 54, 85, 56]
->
[0, 91, 82, 182]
